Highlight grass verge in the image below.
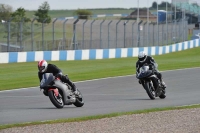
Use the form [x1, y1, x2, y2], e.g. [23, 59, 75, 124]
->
[1, 104, 200, 130]
[0, 47, 199, 129]
[0, 47, 200, 91]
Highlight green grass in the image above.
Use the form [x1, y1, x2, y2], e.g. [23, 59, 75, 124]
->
[26, 9, 134, 18]
[1, 104, 200, 130]
[0, 47, 200, 91]
[0, 47, 200, 130]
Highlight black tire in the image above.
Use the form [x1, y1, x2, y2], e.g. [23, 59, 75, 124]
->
[144, 81, 155, 100]
[48, 90, 64, 108]
[159, 94, 166, 99]
[159, 89, 166, 99]
[73, 89, 84, 107]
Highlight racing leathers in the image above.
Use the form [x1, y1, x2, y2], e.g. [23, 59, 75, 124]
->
[136, 56, 166, 88]
[38, 64, 77, 96]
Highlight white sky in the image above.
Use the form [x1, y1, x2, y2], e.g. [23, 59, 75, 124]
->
[0, 0, 173, 11]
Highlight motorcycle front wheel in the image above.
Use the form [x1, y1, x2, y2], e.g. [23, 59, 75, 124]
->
[144, 81, 155, 100]
[48, 89, 64, 108]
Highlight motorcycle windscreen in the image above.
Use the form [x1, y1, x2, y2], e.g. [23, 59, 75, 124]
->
[40, 73, 55, 88]
[138, 66, 152, 78]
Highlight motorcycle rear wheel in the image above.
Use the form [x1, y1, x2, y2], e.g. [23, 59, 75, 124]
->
[73, 89, 84, 107]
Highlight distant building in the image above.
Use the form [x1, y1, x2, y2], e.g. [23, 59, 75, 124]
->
[172, 0, 200, 6]
[127, 9, 157, 22]
[172, 0, 189, 3]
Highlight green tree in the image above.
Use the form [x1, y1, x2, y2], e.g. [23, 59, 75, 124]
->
[151, 1, 171, 9]
[151, 1, 157, 9]
[34, 1, 51, 23]
[159, 2, 166, 8]
[0, 4, 13, 21]
[191, 3, 199, 7]
[11, 8, 30, 22]
[10, 8, 31, 43]
[74, 9, 92, 19]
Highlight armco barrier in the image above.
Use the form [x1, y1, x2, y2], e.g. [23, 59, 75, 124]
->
[0, 39, 199, 64]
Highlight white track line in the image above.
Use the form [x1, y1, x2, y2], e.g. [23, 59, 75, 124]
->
[0, 67, 199, 93]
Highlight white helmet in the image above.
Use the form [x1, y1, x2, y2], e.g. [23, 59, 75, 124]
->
[138, 51, 147, 62]
[38, 60, 48, 73]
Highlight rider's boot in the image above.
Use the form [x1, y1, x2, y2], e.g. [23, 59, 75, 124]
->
[62, 75, 79, 95]
[71, 83, 78, 95]
[160, 79, 166, 88]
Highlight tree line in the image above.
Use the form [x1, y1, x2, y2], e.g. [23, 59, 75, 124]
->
[0, 1, 93, 43]
[0, 1, 175, 23]
[0, 1, 94, 23]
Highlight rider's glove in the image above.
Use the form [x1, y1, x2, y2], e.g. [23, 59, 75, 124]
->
[55, 73, 63, 78]
[149, 64, 153, 70]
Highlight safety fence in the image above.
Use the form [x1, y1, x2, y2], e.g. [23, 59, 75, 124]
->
[0, 39, 199, 64]
[0, 14, 193, 52]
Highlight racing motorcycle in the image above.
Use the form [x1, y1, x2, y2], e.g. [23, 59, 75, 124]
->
[136, 64, 166, 100]
[40, 73, 84, 108]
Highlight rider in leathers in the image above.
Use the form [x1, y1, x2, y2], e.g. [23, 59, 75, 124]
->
[38, 60, 78, 96]
[136, 51, 166, 88]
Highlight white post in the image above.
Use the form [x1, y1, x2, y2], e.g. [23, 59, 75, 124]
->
[157, 0, 159, 46]
[137, 0, 139, 23]
[147, 0, 149, 46]
[137, 0, 140, 46]
[166, 1, 168, 45]
[175, 0, 177, 41]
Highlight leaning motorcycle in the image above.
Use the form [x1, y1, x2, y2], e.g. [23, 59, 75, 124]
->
[136, 64, 166, 100]
[40, 73, 84, 108]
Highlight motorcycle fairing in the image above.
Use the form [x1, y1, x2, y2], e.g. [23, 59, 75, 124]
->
[40, 73, 75, 105]
[53, 79, 76, 105]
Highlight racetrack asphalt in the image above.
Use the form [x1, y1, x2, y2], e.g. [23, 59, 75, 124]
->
[0, 67, 199, 125]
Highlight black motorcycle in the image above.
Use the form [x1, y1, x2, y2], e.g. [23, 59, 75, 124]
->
[40, 73, 84, 108]
[136, 64, 166, 100]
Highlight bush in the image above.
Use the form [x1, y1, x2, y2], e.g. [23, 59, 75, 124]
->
[74, 9, 92, 19]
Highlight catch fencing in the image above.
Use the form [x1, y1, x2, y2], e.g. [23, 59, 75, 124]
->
[0, 16, 193, 52]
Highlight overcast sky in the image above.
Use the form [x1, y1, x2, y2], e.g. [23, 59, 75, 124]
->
[0, 0, 173, 11]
